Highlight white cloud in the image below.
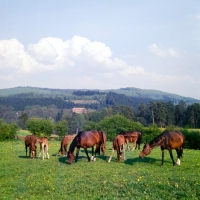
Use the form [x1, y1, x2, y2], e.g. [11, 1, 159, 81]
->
[0, 38, 36, 73]
[0, 36, 200, 99]
[148, 44, 180, 57]
[148, 44, 166, 57]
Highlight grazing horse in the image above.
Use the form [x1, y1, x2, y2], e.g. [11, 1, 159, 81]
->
[108, 134, 126, 162]
[38, 137, 50, 160]
[139, 130, 185, 166]
[67, 130, 106, 164]
[57, 136, 69, 156]
[25, 135, 38, 159]
[121, 130, 142, 151]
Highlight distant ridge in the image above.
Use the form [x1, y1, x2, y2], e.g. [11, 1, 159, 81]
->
[109, 87, 199, 103]
[0, 86, 199, 105]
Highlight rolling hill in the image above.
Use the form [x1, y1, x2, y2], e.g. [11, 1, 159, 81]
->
[0, 86, 199, 105]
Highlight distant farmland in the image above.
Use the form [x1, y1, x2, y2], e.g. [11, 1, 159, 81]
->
[68, 100, 99, 104]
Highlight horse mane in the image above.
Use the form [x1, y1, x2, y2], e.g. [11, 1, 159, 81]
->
[68, 132, 83, 153]
[149, 133, 165, 148]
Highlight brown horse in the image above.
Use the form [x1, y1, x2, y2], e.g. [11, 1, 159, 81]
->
[121, 130, 142, 151]
[139, 130, 185, 166]
[67, 130, 106, 164]
[108, 134, 126, 162]
[57, 136, 69, 156]
[25, 135, 38, 159]
[38, 137, 50, 160]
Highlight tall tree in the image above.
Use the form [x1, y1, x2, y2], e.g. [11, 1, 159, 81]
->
[112, 105, 134, 120]
[69, 113, 85, 134]
[175, 100, 186, 127]
[18, 112, 28, 129]
[55, 119, 68, 136]
[166, 101, 175, 126]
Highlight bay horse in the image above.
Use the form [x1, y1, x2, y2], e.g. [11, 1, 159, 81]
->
[121, 130, 142, 151]
[57, 136, 69, 156]
[108, 134, 126, 162]
[37, 137, 50, 160]
[139, 130, 185, 166]
[25, 135, 38, 159]
[67, 130, 106, 164]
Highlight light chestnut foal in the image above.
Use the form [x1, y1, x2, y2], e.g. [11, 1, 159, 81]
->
[38, 137, 50, 160]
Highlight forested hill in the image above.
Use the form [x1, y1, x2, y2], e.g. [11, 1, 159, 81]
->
[108, 87, 199, 104]
[0, 86, 199, 104]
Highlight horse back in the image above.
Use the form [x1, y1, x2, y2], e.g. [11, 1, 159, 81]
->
[164, 131, 185, 149]
[61, 136, 69, 146]
[114, 134, 125, 149]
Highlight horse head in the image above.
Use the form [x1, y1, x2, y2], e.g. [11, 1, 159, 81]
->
[139, 143, 151, 158]
[67, 151, 74, 164]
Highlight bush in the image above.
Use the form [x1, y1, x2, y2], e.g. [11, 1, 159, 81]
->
[181, 129, 200, 149]
[142, 124, 162, 143]
[0, 119, 19, 140]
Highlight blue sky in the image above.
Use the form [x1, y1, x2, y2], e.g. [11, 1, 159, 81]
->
[0, 1, 200, 99]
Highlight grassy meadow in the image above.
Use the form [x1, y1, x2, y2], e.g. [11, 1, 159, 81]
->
[0, 139, 200, 200]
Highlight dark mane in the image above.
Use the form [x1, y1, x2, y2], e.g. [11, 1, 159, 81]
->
[149, 134, 164, 147]
[68, 133, 80, 153]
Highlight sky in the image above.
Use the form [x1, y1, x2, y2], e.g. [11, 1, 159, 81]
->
[0, 1, 200, 99]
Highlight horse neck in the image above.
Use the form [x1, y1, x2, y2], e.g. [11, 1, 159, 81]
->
[68, 137, 77, 153]
[149, 135, 164, 149]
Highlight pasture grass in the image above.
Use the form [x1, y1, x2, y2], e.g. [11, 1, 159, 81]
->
[0, 140, 200, 200]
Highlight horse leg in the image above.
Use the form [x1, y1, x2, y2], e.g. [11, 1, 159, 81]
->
[137, 142, 140, 150]
[84, 148, 91, 162]
[64, 146, 67, 156]
[93, 145, 100, 161]
[38, 145, 42, 159]
[125, 140, 130, 151]
[91, 146, 94, 161]
[25, 146, 28, 157]
[123, 144, 126, 161]
[75, 148, 80, 162]
[161, 147, 164, 166]
[45, 145, 50, 159]
[168, 149, 176, 166]
[29, 147, 31, 157]
[108, 148, 115, 162]
[176, 148, 181, 165]
[132, 141, 136, 151]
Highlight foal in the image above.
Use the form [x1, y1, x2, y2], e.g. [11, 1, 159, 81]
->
[38, 137, 50, 160]
[108, 134, 126, 162]
[25, 135, 38, 159]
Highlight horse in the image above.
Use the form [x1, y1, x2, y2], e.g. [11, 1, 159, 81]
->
[121, 130, 142, 151]
[57, 136, 69, 156]
[25, 135, 38, 159]
[139, 130, 185, 166]
[108, 134, 126, 162]
[67, 130, 106, 164]
[37, 137, 50, 160]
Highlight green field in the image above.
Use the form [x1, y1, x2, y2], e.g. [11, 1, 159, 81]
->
[0, 140, 200, 200]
